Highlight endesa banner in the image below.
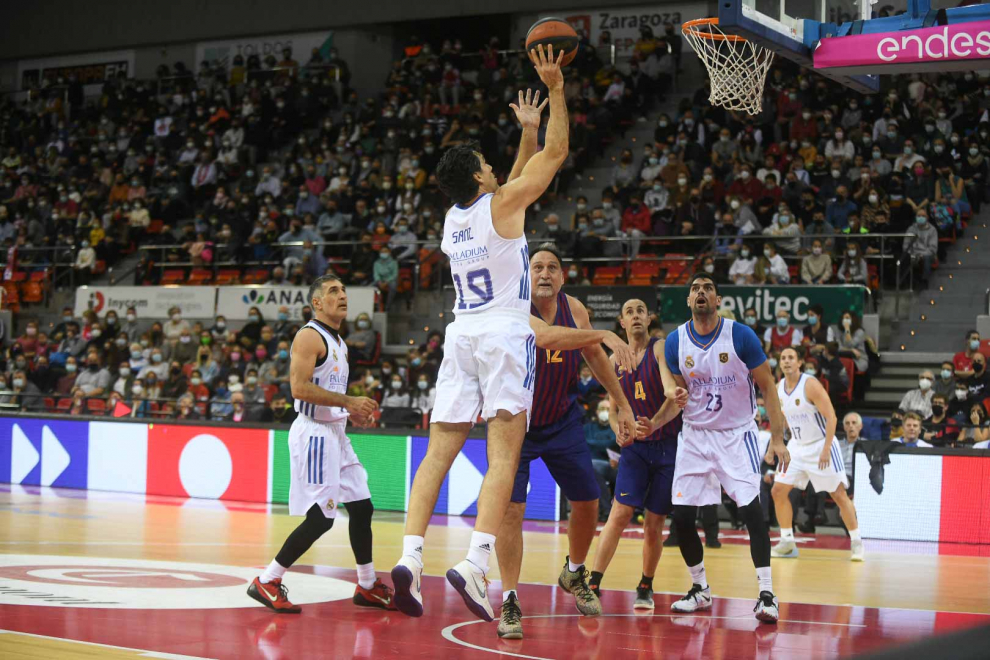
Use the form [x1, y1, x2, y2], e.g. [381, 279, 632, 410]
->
[854, 450, 990, 544]
[0, 417, 562, 521]
[815, 20, 990, 74]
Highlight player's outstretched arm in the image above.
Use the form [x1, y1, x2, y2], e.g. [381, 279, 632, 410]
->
[290, 328, 378, 421]
[642, 340, 682, 434]
[491, 45, 568, 238]
[805, 375, 838, 470]
[752, 362, 789, 473]
[529, 315, 636, 374]
[608, 391, 632, 447]
[506, 88, 547, 183]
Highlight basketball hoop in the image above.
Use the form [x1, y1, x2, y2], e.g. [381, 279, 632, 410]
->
[681, 18, 774, 115]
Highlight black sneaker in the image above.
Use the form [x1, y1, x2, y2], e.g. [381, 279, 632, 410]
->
[754, 590, 779, 623]
[633, 582, 654, 610]
[797, 521, 816, 534]
[498, 592, 523, 639]
[706, 538, 722, 549]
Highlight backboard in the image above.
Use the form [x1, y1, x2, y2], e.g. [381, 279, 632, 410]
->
[717, 0, 990, 94]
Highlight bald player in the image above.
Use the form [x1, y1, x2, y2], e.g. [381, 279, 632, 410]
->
[587, 298, 682, 610]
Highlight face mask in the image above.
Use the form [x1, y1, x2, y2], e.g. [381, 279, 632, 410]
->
[602, 202, 613, 210]
[740, 171, 751, 180]
[932, 404, 945, 417]
[745, 316, 756, 326]
[918, 378, 932, 391]
[776, 317, 788, 328]
[842, 318, 852, 329]
[132, 385, 142, 395]
[768, 358, 778, 369]
[357, 320, 370, 330]
[971, 148, 980, 157]
[808, 314, 819, 326]
[597, 410, 610, 424]
[382, 368, 392, 376]
[730, 200, 740, 210]
[703, 264, 714, 274]
[230, 352, 241, 362]
[677, 177, 688, 186]
[246, 376, 258, 385]
[92, 329, 102, 338]
[741, 249, 750, 258]
[970, 339, 981, 351]
[763, 249, 773, 259]
[364, 375, 375, 387]
[116, 338, 127, 348]
[805, 368, 817, 376]
[941, 369, 953, 380]
[831, 169, 841, 179]
[66, 364, 78, 373]
[934, 146, 944, 154]
[887, 132, 896, 140]
[279, 350, 289, 360]
[180, 336, 192, 344]
[757, 405, 767, 418]
[868, 194, 879, 204]
[956, 389, 968, 400]
[248, 315, 260, 323]
[417, 380, 428, 391]
[131, 350, 142, 359]
[779, 215, 790, 226]
[391, 380, 402, 390]
[916, 216, 927, 225]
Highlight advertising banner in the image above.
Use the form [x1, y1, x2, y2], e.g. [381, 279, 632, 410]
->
[75, 286, 216, 320]
[17, 49, 134, 93]
[0, 417, 89, 489]
[410, 436, 560, 521]
[196, 31, 334, 72]
[658, 285, 866, 325]
[270, 430, 408, 511]
[567, 286, 656, 325]
[215, 285, 375, 321]
[815, 21, 990, 75]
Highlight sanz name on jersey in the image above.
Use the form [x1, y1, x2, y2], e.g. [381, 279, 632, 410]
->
[451, 228, 474, 243]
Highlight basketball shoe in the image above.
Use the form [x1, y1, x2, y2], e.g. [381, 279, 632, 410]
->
[247, 577, 302, 614]
[850, 539, 865, 562]
[446, 559, 494, 622]
[633, 581, 655, 610]
[498, 592, 523, 639]
[670, 583, 712, 613]
[390, 557, 423, 617]
[754, 591, 779, 623]
[771, 538, 799, 558]
[353, 578, 397, 610]
[558, 556, 601, 616]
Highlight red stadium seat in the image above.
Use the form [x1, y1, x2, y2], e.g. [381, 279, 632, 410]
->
[215, 269, 241, 285]
[87, 399, 106, 414]
[188, 269, 212, 285]
[57, 398, 72, 412]
[161, 269, 186, 285]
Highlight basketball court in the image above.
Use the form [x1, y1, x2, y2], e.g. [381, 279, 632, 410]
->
[2, 484, 988, 659]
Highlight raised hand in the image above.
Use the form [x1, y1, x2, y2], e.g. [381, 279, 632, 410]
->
[509, 88, 549, 131]
[529, 43, 564, 91]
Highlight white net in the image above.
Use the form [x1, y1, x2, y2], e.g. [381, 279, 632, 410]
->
[681, 19, 774, 115]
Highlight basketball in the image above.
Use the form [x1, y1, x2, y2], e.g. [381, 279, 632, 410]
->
[525, 17, 578, 67]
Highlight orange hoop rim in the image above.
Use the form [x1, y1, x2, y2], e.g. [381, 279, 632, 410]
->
[681, 17, 747, 42]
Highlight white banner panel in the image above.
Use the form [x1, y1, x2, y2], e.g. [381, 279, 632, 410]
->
[74, 286, 216, 319]
[17, 49, 134, 93]
[854, 452, 943, 542]
[196, 31, 333, 72]
[87, 421, 148, 494]
[215, 285, 375, 321]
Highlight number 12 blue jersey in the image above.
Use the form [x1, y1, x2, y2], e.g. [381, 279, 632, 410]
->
[442, 193, 531, 318]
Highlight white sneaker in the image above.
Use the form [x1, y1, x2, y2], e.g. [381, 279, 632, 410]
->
[771, 538, 799, 558]
[446, 560, 494, 622]
[390, 556, 423, 617]
[670, 584, 712, 613]
[851, 539, 865, 562]
[754, 591, 779, 624]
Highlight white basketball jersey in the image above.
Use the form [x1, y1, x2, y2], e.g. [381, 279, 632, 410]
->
[778, 374, 827, 447]
[293, 320, 348, 423]
[441, 193, 531, 318]
[676, 318, 757, 430]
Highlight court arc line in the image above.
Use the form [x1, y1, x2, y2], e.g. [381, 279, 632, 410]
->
[440, 612, 869, 659]
[0, 629, 217, 659]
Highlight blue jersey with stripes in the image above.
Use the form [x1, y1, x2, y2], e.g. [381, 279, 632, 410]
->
[292, 320, 348, 423]
[530, 291, 582, 428]
[617, 337, 682, 443]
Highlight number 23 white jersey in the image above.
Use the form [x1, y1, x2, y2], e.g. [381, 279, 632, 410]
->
[441, 193, 531, 318]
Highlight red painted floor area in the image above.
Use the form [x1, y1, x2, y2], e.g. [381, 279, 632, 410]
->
[2, 566, 987, 660]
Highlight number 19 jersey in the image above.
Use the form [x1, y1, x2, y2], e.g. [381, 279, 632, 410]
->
[441, 193, 531, 319]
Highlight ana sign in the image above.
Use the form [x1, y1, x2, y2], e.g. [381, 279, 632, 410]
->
[215, 285, 375, 321]
[74, 286, 216, 319]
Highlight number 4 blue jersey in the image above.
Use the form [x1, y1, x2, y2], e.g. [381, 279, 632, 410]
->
[442, 193, 531, 318]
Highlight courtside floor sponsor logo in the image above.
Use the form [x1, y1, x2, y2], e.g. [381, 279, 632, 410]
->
[0, 555, 353, 609]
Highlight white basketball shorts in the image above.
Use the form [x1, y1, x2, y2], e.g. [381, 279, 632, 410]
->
[288, 416, 370, 519]
[773, 439, 849, 493]
[430, 312, 536, 428]
[673, 421, 762, 507]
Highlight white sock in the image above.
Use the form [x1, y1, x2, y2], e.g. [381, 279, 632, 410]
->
[757, 566, 773, 594]
[568, 559, 584, 573]
[465, 531, 497, 575]
[780, 528, 794, 541]
[356, 562, 376, 590]
[260, 559, 287, 584]
[688, 562, 708, 590]
[402, 535, 424, 568]
[849, 528, 862, 542]
[502, 589, 517, 603]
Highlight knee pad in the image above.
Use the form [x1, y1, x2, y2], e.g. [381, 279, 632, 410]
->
[671, 505, 697, 530]
[345, 498, 374, 527]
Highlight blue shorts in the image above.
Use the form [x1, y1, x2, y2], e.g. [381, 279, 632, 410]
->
[511, 406, 600, 503]
[614, 441, 675, 515]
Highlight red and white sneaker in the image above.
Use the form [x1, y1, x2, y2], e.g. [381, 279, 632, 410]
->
[353, 578, 398, 610]
[247, 577, 302, 614]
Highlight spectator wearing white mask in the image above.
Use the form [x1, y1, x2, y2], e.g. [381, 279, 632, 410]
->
[899, 369, 935, 419]
[412, 374, 436, 414]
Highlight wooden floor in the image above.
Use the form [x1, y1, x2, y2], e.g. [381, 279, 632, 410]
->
[1, 485, 989, 659]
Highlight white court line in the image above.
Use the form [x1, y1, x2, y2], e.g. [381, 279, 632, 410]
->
[0, 629, 216, 659]
[441, 613, 867, 659]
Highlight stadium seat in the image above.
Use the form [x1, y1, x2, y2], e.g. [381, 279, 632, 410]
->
[182, 364, 194, 378]
[242, 269, 269, 284]
[57, 398, 72, 412]
[29, 270, 48, 282]
[263, 385, 278, 403]
[188, 269, 212, 285]
[2, 282, 20, 312]
[7, 271, 27, 283]
[838, 357, 856, 403]
[147, 219, 164, 234]
[161, 269, 186, 285]
[93, 260, 107, 276]
[87, 399, 106, 414]
[44, 397, 55, 412]
[20, 282, 43, 304]
[592, 265, 623, 286]
[215, 269, 241, 285]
